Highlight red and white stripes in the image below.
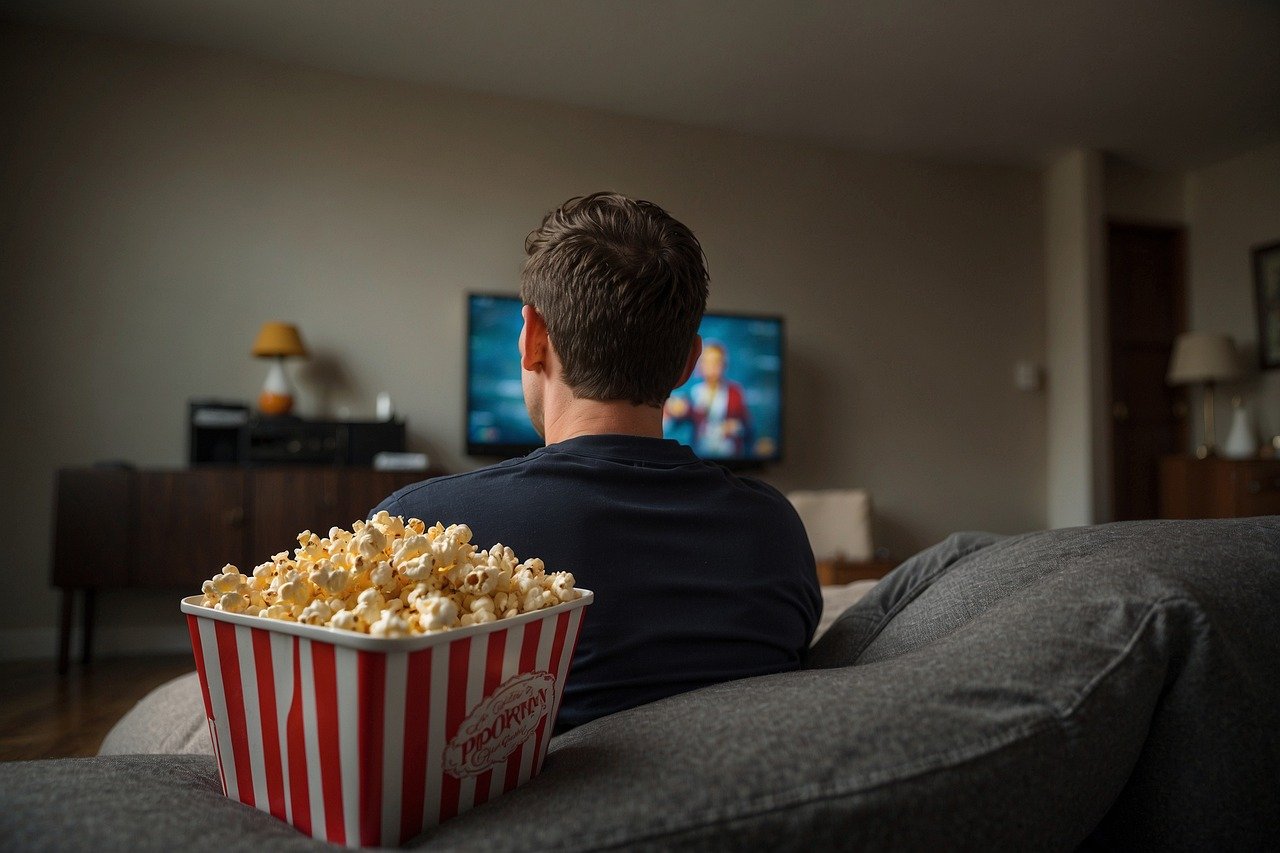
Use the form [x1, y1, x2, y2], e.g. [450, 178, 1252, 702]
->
[186, 601, 587, 847]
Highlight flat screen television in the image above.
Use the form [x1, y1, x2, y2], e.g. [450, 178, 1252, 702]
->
[466, 294, 784, 466]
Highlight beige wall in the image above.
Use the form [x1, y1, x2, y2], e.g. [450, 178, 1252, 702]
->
[1185, 143, 1280, 445]
[0, 24, 1046, 658]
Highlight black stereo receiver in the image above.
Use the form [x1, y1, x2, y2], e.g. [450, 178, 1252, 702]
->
[189, 401, 405, 466]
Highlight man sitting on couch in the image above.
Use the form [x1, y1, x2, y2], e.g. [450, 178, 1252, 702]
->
[372, 192, 821, 730]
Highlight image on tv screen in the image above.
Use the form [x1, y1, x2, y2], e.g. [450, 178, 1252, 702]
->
[467, 294, 784, 463]
[662, 313, 783, 462]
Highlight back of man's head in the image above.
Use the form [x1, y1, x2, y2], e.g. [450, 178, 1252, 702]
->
[521, 192, 709, 408]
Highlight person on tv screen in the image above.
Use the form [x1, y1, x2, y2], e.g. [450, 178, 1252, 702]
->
[663, 340, 754, 458]
[372, 192, 820, 732]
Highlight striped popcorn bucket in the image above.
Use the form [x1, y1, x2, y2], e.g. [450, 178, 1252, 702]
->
[180, 591, 592, 847]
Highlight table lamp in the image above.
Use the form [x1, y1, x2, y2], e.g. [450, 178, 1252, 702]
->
[1166, 332, 1240, 458]
[252, 321, 308, 416]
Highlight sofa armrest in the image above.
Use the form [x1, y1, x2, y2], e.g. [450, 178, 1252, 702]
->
[98, 671, 211, 757]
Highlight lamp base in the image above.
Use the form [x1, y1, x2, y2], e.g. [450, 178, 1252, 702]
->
[258, 390, 294, 416]
[259, 357, 295, 416]
[1196, 382, 1218, 460]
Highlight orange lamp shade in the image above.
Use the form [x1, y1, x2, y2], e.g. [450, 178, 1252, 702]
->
[252, 322, 308, 359]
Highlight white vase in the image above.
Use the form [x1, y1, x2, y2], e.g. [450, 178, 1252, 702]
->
[1221, 399, 1257, 459]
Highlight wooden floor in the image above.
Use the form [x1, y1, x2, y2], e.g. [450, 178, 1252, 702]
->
[0, 655, 195, 762]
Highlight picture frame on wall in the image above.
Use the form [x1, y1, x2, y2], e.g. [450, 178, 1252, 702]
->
[1255, 239, 1280, 370]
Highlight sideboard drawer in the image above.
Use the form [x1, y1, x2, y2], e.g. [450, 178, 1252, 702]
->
[1160, 456, 1280, 519]
[1229, 462, 1280, 517]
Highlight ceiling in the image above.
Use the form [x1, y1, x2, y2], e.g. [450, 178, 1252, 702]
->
[3, 0, 1279, 169]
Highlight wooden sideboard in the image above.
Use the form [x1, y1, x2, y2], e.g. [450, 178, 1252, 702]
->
[1159, 456, 1280, 519]
[51, 466, 439, 672]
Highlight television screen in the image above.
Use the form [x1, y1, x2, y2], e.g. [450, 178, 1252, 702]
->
[466, 294, 784, 465]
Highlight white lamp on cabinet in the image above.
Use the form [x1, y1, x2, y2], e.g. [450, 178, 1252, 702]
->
[1166, 332, 1240, 458]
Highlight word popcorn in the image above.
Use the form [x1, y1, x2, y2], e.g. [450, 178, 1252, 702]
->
[197, 512, 580, 637]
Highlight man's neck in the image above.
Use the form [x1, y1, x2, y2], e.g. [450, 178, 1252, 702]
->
[541, 395, 664, 445]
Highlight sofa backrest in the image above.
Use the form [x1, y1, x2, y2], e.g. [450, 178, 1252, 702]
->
[807, 517, 1280, 849]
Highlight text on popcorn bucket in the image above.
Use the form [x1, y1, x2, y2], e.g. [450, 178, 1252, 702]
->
[443, 670, 558, 778]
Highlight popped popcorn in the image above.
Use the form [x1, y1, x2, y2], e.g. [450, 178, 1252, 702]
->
[197, 512, 580, 635]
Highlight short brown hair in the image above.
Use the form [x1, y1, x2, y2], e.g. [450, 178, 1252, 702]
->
[521, 192, 709, 407]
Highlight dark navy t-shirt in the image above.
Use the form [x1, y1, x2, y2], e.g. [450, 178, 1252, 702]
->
[371, 434, 821, 730]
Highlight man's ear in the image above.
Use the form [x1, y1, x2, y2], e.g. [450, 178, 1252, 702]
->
[520, 304, 548, 372]
[676, 335, 703, 386]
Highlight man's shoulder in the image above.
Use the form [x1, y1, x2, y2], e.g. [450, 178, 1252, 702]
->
[374, 453, 541, 515]
[728, 474, 809, 534]
[731, 472, 791, 505]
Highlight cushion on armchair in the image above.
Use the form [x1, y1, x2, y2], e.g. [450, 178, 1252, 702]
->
[786, 488, 873, 561]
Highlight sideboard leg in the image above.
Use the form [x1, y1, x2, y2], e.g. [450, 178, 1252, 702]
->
[81, 588, 96, 667]
[57, 588, 74, 674]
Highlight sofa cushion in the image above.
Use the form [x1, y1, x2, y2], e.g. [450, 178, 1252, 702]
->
[4, 518, 1276, 851]
[805, 530, 1001, 669]
[0, 755, 310, 852]
[813, 578, 880, 644]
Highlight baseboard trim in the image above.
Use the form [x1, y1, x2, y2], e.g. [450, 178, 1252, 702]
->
[0, 625, 191, 662]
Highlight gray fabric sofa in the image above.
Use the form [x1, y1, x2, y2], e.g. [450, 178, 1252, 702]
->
[2, 518, 1278, 851]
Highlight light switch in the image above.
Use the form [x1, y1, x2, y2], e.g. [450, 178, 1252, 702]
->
[1014, 360, 1042, 392]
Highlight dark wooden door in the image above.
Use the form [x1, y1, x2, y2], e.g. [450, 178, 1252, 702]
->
[1108, 223, 1188, 521]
